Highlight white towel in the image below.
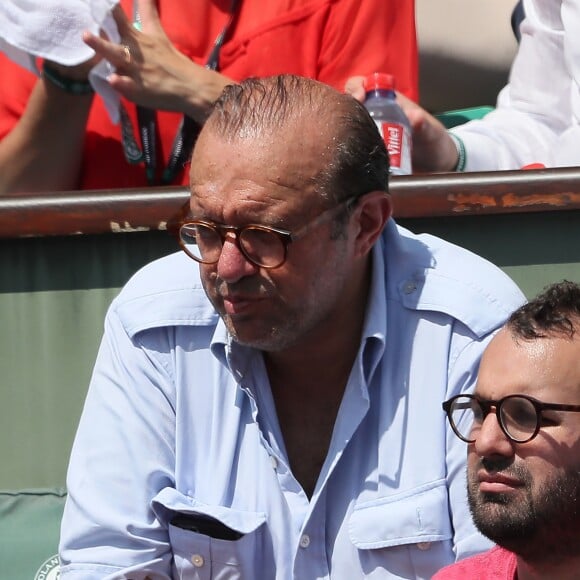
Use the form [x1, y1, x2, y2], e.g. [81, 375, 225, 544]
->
[0, 0, 122, 122]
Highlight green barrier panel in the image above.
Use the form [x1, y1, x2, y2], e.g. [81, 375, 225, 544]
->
[0, 489, 66, 580]
[1, 232, 176, 490]
[402, 211, 580, 298]
[435, 106, 494, 129]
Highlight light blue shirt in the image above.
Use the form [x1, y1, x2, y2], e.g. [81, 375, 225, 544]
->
[60, 221, 525, 579]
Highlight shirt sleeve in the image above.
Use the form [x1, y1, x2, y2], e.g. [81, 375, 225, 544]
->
[59, 305, 177, 579]
[453, 0, 570, 170]
[443, 326, 496, 560]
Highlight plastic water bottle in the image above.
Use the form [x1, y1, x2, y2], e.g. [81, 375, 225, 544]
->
[363, 73, 412, 175]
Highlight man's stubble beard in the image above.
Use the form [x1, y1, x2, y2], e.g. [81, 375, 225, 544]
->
[468, 458, 580, 563]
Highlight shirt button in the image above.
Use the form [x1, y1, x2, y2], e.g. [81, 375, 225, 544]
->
[299, 534, 311, 548]
[191, 554, 205, 567]
[403, 281, 417, 294]
[417, 542, 431, 551]
[270, 455, 278, 470]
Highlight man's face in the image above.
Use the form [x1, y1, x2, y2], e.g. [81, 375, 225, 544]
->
[467, 327, 580, 561]
[187, 124, 360, 352]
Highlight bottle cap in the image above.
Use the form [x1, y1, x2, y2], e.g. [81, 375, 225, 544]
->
[364, 73, 395, 92]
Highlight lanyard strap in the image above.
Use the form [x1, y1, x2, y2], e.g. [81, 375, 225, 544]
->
[120, 0, 241, 185]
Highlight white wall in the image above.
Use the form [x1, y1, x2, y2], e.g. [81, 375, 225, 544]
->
[417, 0, 519, 112]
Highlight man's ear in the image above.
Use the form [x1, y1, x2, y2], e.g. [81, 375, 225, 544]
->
[352, 191, 392, 258]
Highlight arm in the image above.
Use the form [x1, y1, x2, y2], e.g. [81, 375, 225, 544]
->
[0, 0, 230, 195]
[0, 61, 94, 194]
[452, 0, 568, 171]
[59, 306, 176, 578]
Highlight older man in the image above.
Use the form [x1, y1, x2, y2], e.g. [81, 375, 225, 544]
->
[59, 75, 524, 579]
[438, 280, 580, 579]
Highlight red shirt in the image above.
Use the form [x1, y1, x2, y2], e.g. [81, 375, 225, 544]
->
[433, 546, 518, 580]
[0, 0, 417, 190]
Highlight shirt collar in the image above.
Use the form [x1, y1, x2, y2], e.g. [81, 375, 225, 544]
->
[210, 319, 253, 382]
[209, 237, 388, 388]
[352, 236, 387, 391]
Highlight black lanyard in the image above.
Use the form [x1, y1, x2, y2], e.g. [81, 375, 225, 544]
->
[120, 0, 241, 185]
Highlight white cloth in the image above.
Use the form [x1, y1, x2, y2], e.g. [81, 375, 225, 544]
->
[0, 0, 121, 122]
[453, 0, 580, 170]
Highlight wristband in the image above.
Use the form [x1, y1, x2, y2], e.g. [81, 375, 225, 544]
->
[42, 63, 94, 96]
[449, 132, 467, 172]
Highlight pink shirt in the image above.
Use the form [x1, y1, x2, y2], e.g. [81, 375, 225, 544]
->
[434, 545, 517, 580]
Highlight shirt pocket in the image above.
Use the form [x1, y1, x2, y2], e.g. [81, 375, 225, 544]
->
[348, 480, 455, 578]
[152, 488, 274, 580]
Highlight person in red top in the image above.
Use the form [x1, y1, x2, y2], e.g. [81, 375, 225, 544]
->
[436, 280, 580, 580]
[435, 545, 517, 579]
[0, 0, 417, 193]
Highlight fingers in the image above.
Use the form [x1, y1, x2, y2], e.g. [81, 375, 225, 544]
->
[344, 76, 366, 103]
[111, 3, 135, 39]
[121, 44, 132, 66]
[83, 30, 138, 72]
[83, 0, 168, 67]
[395, 94, 440, 138]
[83, 2, 145, 67]
[394, 91, 419, 112]
[106, 72, 140, 99]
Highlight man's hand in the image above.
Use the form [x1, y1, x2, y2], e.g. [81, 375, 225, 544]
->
[344, 76, 459, 173]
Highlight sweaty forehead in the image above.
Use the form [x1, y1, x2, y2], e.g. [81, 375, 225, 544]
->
[477, 328, 580, 402]
[189, 127, 334, 213]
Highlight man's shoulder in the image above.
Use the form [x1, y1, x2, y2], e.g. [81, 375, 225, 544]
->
[385, 223, 526, 337]
[109, 251, 219, 338]
[433, 545, 517, 579]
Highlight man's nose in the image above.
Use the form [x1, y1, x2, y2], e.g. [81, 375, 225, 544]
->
[216, 233, 258, 283]
[473, 412, 514, 458]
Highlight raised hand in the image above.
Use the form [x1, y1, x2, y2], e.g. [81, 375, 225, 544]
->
[82, 0, 230, 122]
[345, 76, 459, 173]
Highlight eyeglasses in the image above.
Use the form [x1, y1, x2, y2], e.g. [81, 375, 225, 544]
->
[442, 393, 580, 444]
[178, 196, 358, 269]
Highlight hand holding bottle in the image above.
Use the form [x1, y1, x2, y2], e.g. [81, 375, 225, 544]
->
[345, 75, 459, 173]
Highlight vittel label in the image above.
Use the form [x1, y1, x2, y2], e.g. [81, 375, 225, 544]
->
[375, 121, 412, 175]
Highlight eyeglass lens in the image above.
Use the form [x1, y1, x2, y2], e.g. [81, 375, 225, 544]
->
[449, 395, 539, 443]
[179, 223, 287, 268]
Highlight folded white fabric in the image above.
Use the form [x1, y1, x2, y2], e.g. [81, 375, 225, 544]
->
[0, 0, 122, 122]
